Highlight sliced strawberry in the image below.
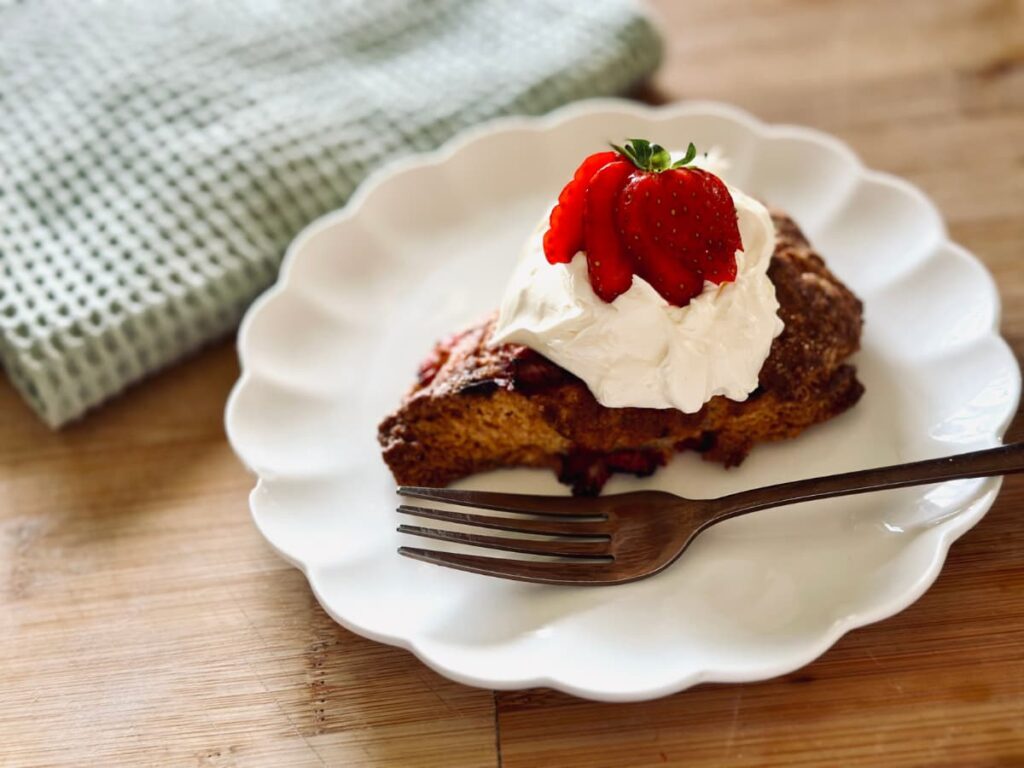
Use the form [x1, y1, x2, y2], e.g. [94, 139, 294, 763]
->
[582, 160, 634, 302]
[654, 168, 741, 284]
[543, 150, 619, 264]
[618, 173, 704, 306]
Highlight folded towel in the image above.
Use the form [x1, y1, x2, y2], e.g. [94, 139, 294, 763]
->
[0, 0, 661, 426]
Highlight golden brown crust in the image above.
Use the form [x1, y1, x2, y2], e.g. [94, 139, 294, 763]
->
[378, 212, 864, 494]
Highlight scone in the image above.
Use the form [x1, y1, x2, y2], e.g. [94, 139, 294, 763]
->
[378, 140, 864, 494]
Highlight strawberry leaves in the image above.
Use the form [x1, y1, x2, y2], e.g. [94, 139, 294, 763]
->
[670, 142, 698, 169]
[610, 139, 697, 172]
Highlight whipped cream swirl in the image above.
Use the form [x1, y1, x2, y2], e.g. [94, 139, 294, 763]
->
[490, 173, 784, 413]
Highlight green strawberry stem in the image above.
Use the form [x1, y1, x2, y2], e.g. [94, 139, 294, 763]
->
[610, 138, 697, 172]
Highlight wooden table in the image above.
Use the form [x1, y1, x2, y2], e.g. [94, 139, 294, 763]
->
[4, 1, 1023, 765]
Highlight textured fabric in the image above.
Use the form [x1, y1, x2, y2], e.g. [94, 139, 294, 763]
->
[0, 0, 661, 426]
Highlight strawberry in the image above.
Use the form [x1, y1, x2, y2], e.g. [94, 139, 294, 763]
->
[543, 150, 620, 264]
[582, 159, 635, 302]
[541, 138, 743, 307]
[617, 172, 703, 306]
[646, 163, 740, 285]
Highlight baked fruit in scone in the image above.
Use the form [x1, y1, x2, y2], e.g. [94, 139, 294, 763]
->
[377, 140, 864, 494]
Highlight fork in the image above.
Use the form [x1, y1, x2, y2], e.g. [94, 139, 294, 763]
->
[396, 442, 1024, 585]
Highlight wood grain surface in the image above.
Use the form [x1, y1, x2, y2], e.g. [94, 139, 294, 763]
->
[2, 1, 1023, 765]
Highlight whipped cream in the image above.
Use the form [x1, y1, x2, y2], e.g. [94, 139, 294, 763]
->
[490, 162, 784, 413]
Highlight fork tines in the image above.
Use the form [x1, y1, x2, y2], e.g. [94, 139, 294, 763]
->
[395, 486, 613, 584]
[397, 486, 606, 516]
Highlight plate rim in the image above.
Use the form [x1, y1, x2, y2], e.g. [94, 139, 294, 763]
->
[225, 98, 1021, 701]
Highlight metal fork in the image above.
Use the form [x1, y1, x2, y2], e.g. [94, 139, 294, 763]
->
[397, 442, 1024, 585]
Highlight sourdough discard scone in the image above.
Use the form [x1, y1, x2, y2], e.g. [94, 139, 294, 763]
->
[378, 140, 864, 494]
[379, 212, 863, 494]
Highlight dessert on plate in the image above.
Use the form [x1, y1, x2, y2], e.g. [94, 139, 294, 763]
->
[378, 140, 864, 494]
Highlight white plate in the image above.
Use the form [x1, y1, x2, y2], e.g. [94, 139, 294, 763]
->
[225, 100, 1020, 702]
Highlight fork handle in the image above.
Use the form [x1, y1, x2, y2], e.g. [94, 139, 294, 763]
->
[710, 442, 1024, 519]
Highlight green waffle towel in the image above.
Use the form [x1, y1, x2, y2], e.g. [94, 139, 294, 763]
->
[0, 0, 661, 427]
